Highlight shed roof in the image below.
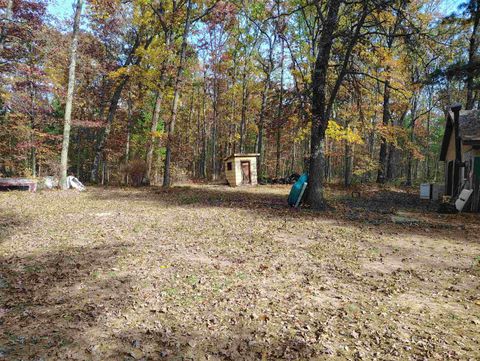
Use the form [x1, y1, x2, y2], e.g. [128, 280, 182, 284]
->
[457, 109, 480, 142]
[440, 109, 480, 161]
[224, 153, 260, 161]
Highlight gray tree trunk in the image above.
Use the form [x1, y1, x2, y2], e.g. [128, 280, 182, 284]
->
[60, 0, 83, 189]
[466, 0, 479, 109]
[0, 0, 13, 53]
[146, 91, 163, 184]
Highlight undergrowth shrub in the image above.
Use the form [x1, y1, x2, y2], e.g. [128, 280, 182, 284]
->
[125, 159, 147, 187]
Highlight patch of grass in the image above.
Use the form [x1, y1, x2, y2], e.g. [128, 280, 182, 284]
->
[23, 265, 41, 273]
[179, 194, 201, 204]
[473, 255, 480, 268]
[236, 272, 247, 280]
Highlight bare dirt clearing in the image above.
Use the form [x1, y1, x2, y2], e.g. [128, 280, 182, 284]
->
[1, 185, 479, 360]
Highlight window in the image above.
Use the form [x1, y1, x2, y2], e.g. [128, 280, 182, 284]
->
[227, 162, 232, 171]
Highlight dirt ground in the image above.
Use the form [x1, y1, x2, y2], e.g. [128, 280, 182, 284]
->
[1, 184, 479, 360]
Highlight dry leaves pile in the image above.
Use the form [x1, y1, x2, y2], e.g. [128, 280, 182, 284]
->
[0, 185, 479, 360]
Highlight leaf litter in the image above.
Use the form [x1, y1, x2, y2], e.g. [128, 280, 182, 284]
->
[0, 184, 479, 360]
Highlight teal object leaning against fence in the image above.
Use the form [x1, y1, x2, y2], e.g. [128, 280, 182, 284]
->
[288, 173, 308, 207]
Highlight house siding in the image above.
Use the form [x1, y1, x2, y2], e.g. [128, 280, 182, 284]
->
[224, 156, 258, 186]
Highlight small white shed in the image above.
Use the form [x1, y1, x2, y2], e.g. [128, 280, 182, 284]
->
[224, 153, 259, 187]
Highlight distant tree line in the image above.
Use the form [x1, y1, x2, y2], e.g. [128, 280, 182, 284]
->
[0, 0, 478, 208]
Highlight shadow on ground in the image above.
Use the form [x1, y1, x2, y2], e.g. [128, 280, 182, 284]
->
[0, 241, 134, 359]
[89, 185, 478, 237]
[0, 246, 322, 360]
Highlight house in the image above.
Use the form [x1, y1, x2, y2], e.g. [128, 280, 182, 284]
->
[439, 104, 480, 212]
[224, 154, 259, 187]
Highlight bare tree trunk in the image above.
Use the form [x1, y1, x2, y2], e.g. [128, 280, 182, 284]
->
[344, 117, 353, 187]
[28, 78, 37, 177]
[0, 0, 13, 53]
[200, 72, 208, 179]
[256, 72, 271, 177]
[60, 0, 83, 189]
[91, 76, 129, 183]
[406, 94, 418, 186]
[146, 91, 163, 184]
[91, 33, 147, 183]
[376, 5, 404, 183]
[275, 39, 285, 179]
[466, 0, 479, 110]
[239, 62, 248, 153]
[163, 0, 193, 187]
[377, 79, 390, 183]
[308, 1, 341, 209]
[125, 91, 133, 185]
[211, 73, 219, 180]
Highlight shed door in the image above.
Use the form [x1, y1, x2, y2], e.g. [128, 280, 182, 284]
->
[241, 161, 251, 185]
[473, 157, 480, 211]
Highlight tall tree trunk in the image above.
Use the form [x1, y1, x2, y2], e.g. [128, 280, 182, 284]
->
[29, 78, 36, 177]
[90, 33, 146, 183]
[406, 94, 418, 186]
[211, 74, 219, 180]
[163, 0, 193, 187]
[275, 39, 285, 179]
[344, 117, 353, 187]
[91, 76, 129, 183]
[125, 91, 133, 184]
[0, 0, 13, 53]
[60, 0, 83, 189]
[201, 72, 208, 179]
[256, 72, 271, 178]
[146, 91, 163, 184]
[377, 79, 391, 183]
[307, 1, 341, 209]
[466, 0, 479, 109]
[239, 62, 248, 153]
[376, 5, 404, 183]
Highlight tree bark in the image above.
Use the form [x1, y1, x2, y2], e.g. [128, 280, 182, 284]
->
[0, 0, 13, 53]
[125, 92, 133, 185]
[256, 72, 271, 178]
[60, 0, 83, 189]
[406, 94, 418, 186]
[307, 0, 341, 209]
[275, 39, 285, 179]
[90, 32, 147, 183]
[377, 80, 390, 183]
[239, 61, 248, 153]
[376, 3, 404, 183]
[163, 0, 193, 187]
[466, 0, 479, 110]
[146, 90, 163, 184]
[91, 76, 129, 183]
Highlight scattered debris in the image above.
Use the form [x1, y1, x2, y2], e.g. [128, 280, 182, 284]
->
[0, 178, 37, 192]
[42, 176, 59, 190]
[66, 176, 86, 191]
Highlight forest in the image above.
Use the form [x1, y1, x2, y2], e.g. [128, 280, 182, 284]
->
[0, 0, 478, 207]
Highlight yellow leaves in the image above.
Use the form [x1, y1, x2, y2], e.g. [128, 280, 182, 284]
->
[109, 67, 129, 80]
[326, 121, 363, 145]
[294, 126, 310, 142]
[150, 130, 164, 139]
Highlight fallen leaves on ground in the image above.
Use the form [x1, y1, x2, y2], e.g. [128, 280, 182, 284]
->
[0, 184, 479, 360]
